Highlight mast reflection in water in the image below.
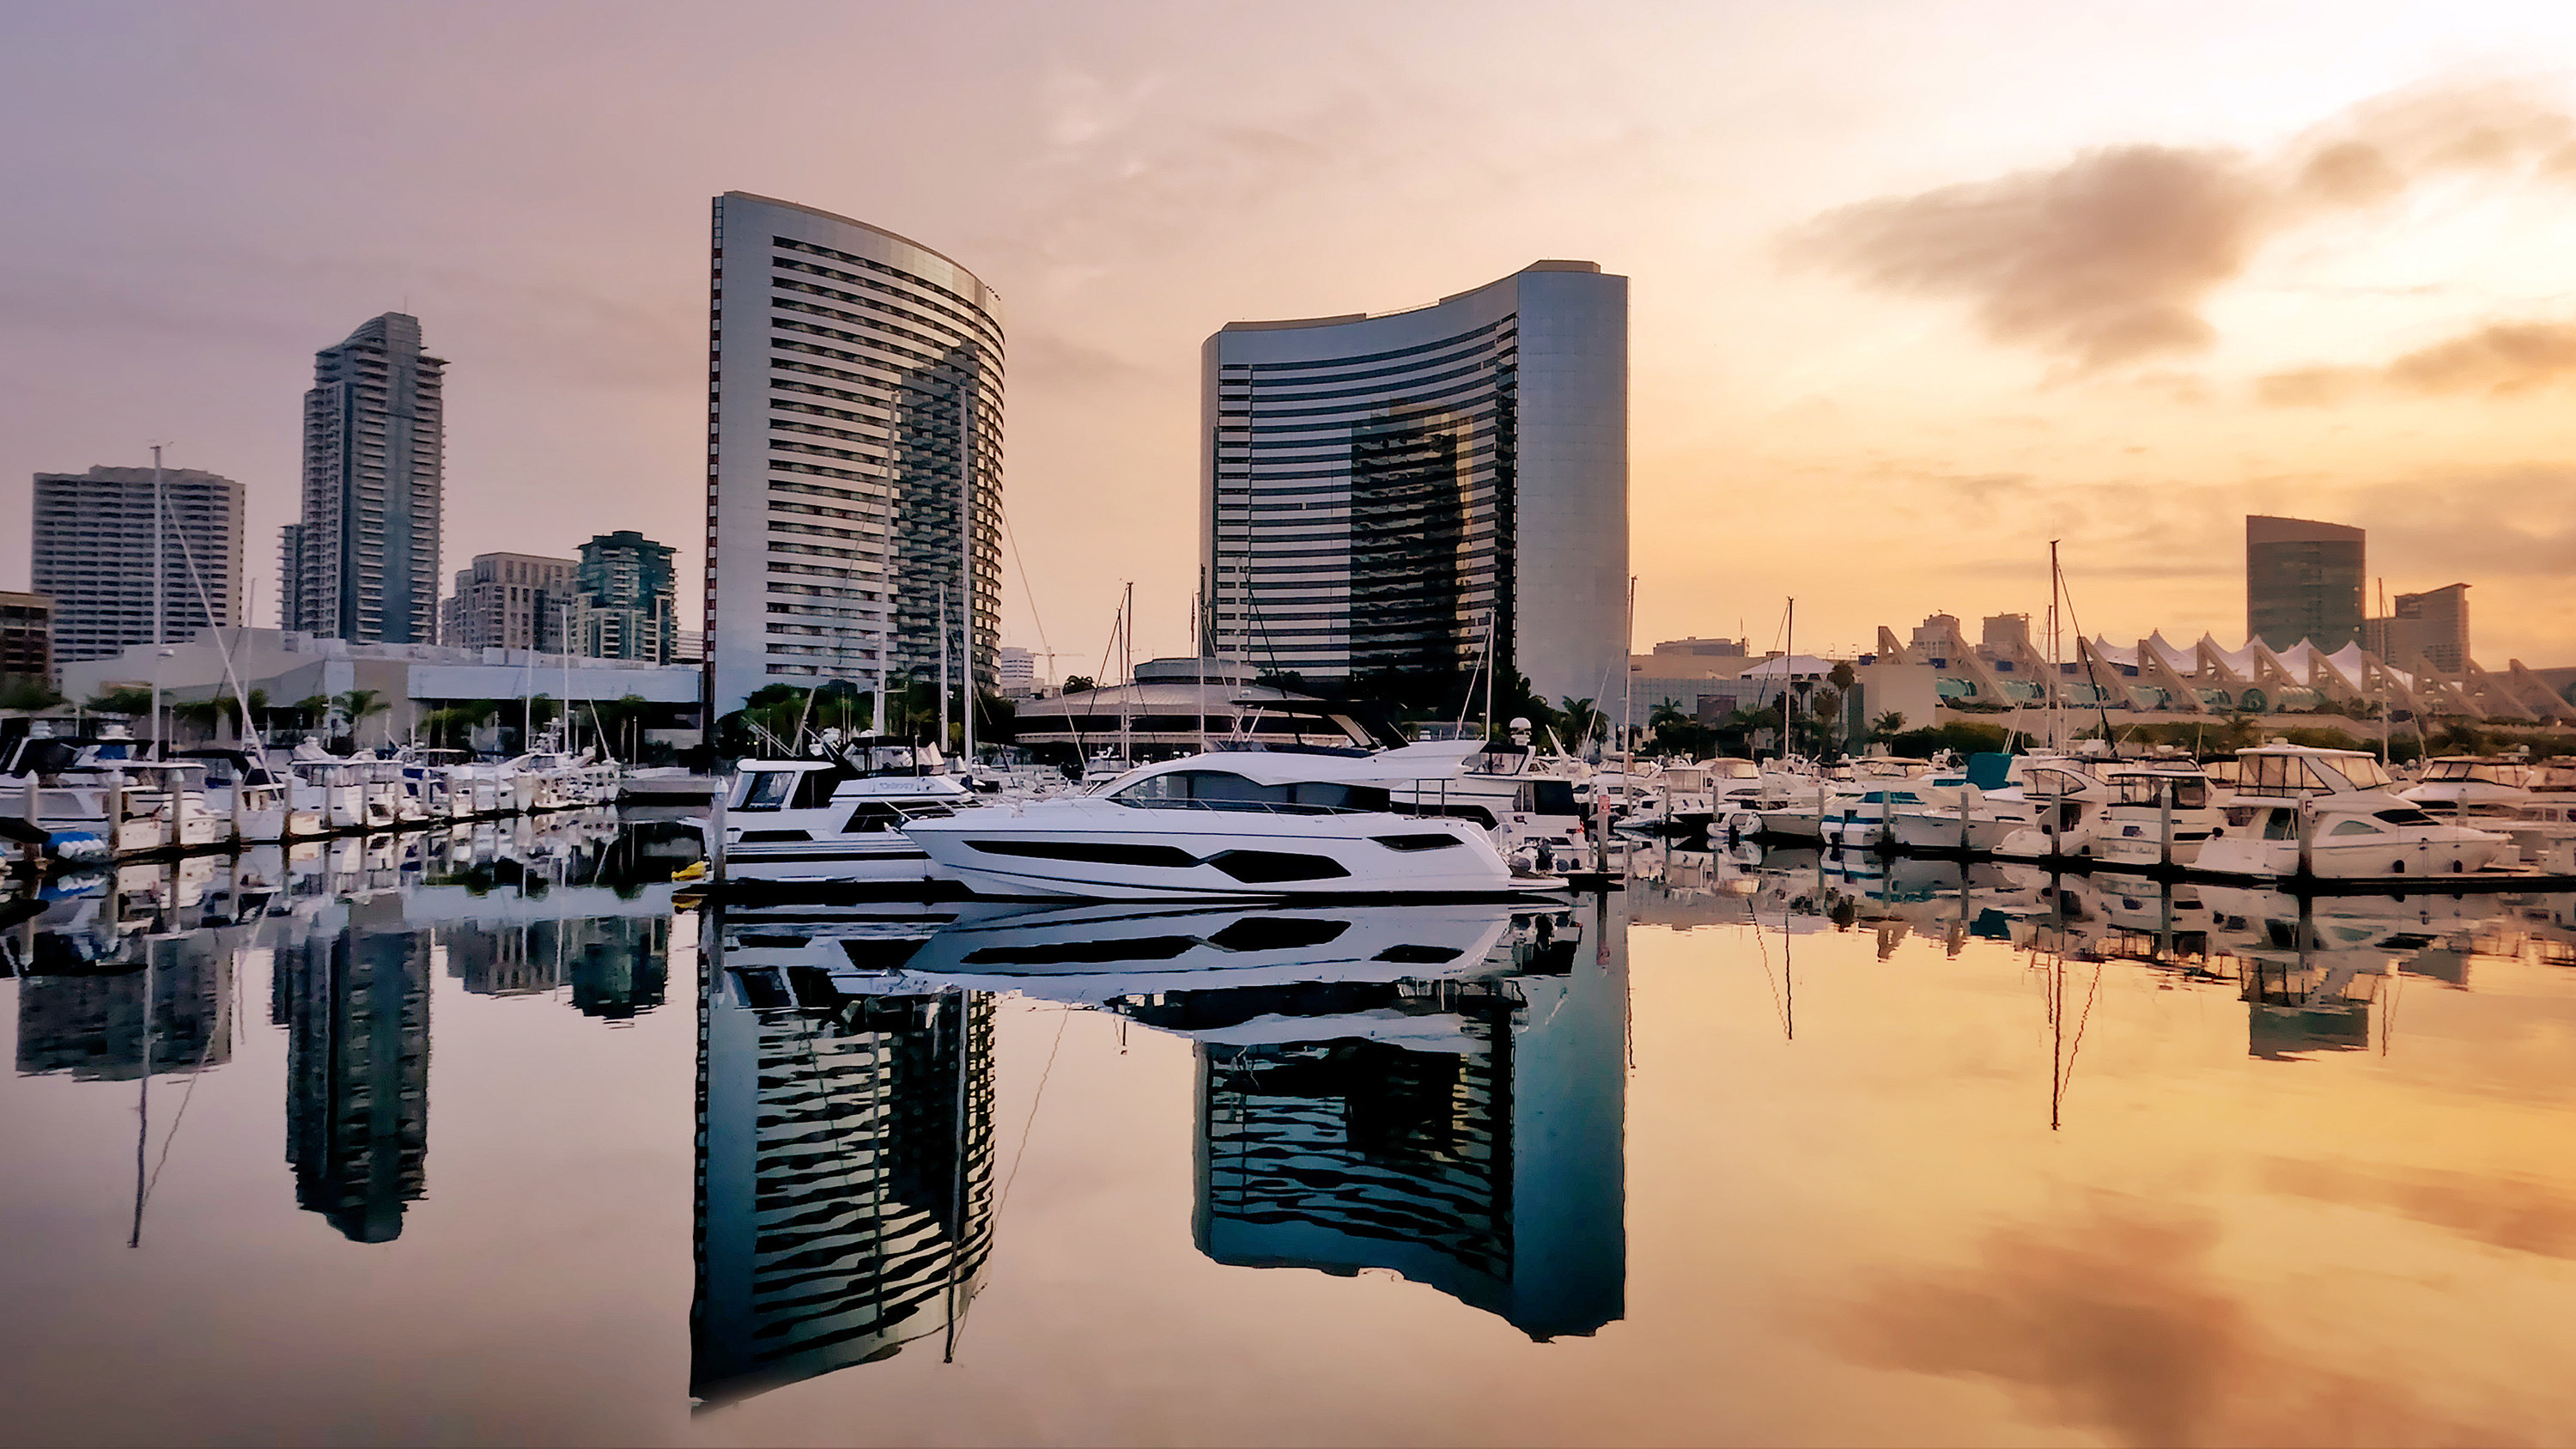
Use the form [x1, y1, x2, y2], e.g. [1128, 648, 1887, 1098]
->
[692, 910, 996, 1407]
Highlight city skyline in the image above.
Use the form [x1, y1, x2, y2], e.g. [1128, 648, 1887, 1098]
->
[6, 4, 2576, 679]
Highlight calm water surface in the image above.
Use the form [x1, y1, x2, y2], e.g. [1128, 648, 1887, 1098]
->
[3, 826, 2574, 1446]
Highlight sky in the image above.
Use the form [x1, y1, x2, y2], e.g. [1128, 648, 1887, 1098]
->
[5, 0, 2576, 676]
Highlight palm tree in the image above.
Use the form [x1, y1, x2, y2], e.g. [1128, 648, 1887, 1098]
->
[1558, 697, 1603, 753]
[334, 688, 391, 746]
[1870, 710, 1907, 741]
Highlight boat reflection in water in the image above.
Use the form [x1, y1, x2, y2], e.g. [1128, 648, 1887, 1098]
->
[690, 894, 1630, 1407]
[917, 898, 1628, 1343]
[1627, 835, 2572, 1066]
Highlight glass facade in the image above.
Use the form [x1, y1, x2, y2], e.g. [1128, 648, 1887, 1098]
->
[706, 194, 1002, 715]
[1203, 265, 1625, 709]
[2245, 514, 2365, 652]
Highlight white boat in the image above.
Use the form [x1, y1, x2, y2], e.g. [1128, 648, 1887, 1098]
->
[1994, 757, 2121, 861]
[903, 748, 1561, 901]
[177, 748, 315, 843]
[2501, 759, 2576, 864]
[2090, 763, 2228, 868]
[718, 739, 974, 884]
[2196, 744, 2512, 880]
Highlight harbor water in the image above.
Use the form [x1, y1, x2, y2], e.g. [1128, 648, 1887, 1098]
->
[3, 827, 2574, 1446]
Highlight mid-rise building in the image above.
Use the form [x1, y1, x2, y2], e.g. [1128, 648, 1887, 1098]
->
[2246, 514, 2365, 652]
[704, 192, 1003, 716]
[0, 591, 54, 687]
[1201, 262, 1628, 709]
[440, 552, 573, 653]
[32, 464, 244, 667]
[573, 530, 677, 663]
[996, 645, 1036, 697]
[283, 313, 446, 643]
[2379, 582, 2470, 674]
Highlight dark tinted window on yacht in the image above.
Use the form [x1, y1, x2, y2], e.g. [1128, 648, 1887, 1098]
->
[2375, 808, 2436, 826]
[736, 771, 796, 811]
[1111, 770, 1388, 813]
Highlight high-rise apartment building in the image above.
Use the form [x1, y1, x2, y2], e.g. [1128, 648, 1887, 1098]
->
[283, 313, 445, 642]
[1201, 262, 1628, 708]
[32, 464, 244, 666]
[574, 530, 677, 663]
[440, 552, 573, 652]
[2246, 514, 2365, 652]
[704, 192, 1003, 716]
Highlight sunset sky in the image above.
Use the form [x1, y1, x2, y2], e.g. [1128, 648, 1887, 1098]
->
[7, 1, 2576, 677]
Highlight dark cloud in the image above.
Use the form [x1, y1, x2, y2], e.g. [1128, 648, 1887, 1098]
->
[1798, 80, 2576, 371]
[1820, 1195, 2518, 1446]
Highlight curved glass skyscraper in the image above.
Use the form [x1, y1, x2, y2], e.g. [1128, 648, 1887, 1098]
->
[705, 192, 1002, 717]
[1201, 264, 1627, 709]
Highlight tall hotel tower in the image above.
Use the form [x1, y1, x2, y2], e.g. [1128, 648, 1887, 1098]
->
[704, 192, 1003, 717]
[283, 313, 445, 642]
[1202, 263, 1628, 709]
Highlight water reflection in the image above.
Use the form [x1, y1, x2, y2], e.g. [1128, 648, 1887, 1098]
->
[693, 910, 996, 1408]
[4, 825, 2574, 1443]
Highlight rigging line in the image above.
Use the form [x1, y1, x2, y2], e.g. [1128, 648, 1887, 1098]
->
[2052, 559, 2121, 743]
[167, 515, 258, 741]
[137, 983, 225, 1220]
[999, 510, 1054, 667]
[994, 1004, 1072, 1215]
[2057, 958, 2106, 1099]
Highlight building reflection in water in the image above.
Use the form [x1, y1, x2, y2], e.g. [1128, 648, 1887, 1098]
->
[1177, 906, 1625, 1342]
[270, 894, 432, 1244]
[907, 898, 1629, 1344]
[692, 909, 996, 1408]
[443, 915, 670, 1022]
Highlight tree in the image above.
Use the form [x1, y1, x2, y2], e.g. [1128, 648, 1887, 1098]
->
[0, 675, 61, 710]
[85, 685, 153, 717]
[1558, 697, 1605, 753]
[1870, 710, 1908, 741]
[1061, 674, 1096, 695]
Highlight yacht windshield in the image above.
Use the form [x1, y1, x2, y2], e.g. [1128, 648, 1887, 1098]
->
[1110, 770, 1389, 814]
[2335, 757, 2394, 789]
[735, 770, 798, 811]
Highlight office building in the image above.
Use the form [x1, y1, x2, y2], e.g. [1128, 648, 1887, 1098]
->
[283, 313, 446, 643]
[2246, 514, 2365, 652]
[31, 465, 244, 666]
[704, 192, 1003, 716]
[996, 645, 1036, 697]
[0, 591, 53, 687]
[440, 552, 573, 653]
[1202, 262, 1628, 708]
[573, 530, 677, 663]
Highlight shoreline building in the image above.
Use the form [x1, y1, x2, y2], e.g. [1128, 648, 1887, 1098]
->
[1200, 262, 1628, 709]
[440, 552, 573, 653]
[2246, 514, 2364, 654]
[2367, 582, 2470, 674]
[283, 313, 446, 643]
[703, 192, 1003, 718]
[0, 592, 52, 688]
[573, 530, 677, 663]
[32, 464, 244, 668]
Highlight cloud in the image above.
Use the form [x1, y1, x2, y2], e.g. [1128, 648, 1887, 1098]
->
[2262, 321, 2576, 404]
[1797, 79, 2576, 371]
[1820, 1194, 2518, 1446]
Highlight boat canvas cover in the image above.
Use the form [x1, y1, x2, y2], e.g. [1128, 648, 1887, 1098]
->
[1150, 740, 1487, 788]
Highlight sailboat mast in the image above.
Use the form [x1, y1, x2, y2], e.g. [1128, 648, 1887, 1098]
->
[960, 387, 976, 768]
[1783, 597, 1795, 761]
[1119, 581, 1134, 763]
[938, 583, 951, 756]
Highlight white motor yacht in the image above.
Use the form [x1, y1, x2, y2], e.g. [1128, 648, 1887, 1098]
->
[903, 748, 1562, 901]
[2196, 744, 2511, 880]
[2091, 762, 2228, 868]
[1995, 758, 2117, 861]
[717, 738, 974, 885]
